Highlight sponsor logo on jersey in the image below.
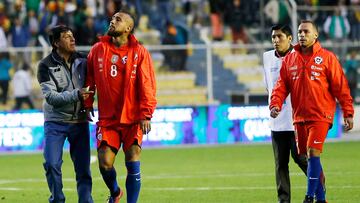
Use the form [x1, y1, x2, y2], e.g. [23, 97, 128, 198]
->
[311, 71, 320, 76]
[314, 56, 323, 64]
[111, 55, 119, 63]
[289, 66, 297, 71]
[311, 65, 323, 70]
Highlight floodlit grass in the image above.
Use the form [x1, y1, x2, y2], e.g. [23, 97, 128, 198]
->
[0, 141, 359, 202]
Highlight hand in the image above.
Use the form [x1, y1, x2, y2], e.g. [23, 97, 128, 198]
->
[270, 107, 280, 118]
[85, 108, 94, 121]
[140, 119, 151, 135]
[344, 117, 354, 131]
[79, 86, 94, 100]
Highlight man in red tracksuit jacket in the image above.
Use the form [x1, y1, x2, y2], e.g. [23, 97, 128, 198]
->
[84, 11, 157, 203]
[270, 20, 354, 203]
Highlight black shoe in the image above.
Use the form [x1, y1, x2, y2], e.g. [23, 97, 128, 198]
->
[303, 195, 314, 203]
[315, 201, 327, 203]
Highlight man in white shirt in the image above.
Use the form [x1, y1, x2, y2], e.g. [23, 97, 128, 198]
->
[262, 24, 308, 203]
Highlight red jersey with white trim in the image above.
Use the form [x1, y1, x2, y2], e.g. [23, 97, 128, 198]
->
[84, 35, 157, 126]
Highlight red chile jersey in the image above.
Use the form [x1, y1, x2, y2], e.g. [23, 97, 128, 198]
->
[84, 35, 157, 126]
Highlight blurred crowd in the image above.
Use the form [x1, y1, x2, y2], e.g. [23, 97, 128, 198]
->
[1, 0, 360, 47]
[0, 0, 360, 110]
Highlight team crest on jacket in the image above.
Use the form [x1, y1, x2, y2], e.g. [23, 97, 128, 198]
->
[111, 55, 119, 63]
[122, 56, 128, 64]
[314, 56, 323, 64]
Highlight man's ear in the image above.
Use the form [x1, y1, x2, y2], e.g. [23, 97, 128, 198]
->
[54, 40, 59, 48]
[126, 26, 132, 33]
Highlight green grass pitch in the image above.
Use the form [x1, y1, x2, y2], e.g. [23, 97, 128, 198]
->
[0, 141, 359, 202]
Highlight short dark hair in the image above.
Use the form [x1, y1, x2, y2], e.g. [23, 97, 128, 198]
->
[271, 24, 292, 37]
[48, 25, 72, 50]
[300, 20, 318, 33]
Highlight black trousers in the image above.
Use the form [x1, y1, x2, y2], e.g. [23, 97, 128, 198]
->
[13, 96, 34, 110]
[271, 131, 308, 203]
[0, 80, 9, 104]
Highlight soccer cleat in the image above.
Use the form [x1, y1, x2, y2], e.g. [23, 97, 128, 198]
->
[315, 201, 327, 203]
[106, 189, 124, 203]
[303, 195, 314, 203]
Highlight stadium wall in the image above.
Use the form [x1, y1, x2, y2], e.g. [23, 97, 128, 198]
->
[0, 105, 343, 152]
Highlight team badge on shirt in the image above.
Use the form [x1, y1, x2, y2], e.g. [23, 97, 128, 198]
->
[314, 56, 323, 64]
[111, 55, 119, 64]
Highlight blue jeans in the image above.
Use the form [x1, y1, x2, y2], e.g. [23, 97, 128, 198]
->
[43, 121, 93, 203]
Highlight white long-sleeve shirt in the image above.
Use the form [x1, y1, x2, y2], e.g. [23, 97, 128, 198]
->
[263, 50, 294, 131]
[13, 70, 32, 97]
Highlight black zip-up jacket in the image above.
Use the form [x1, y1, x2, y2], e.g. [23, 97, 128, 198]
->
[37, 50, 87, 122]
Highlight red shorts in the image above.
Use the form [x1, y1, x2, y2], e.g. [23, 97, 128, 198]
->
[96, 124, 143, 152]
[294, 121, 330, 154]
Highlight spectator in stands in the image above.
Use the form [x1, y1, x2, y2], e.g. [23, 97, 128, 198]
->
[225, 0, 248, 52]
[106, 0, 123, 22]
[161, 21, 189, 71]
[124, 0, 143, 27]
[56, 1, 71, 26]
[0, 26, 6, 48]
[12, 63, 34, 110]
[38, 1, 59, 42]
[0, 52, 12, 105]
[74, 3, 88, 33]
[10, 15, 31, 65]
[10, 15, 30, 47]
[323, 7, 350, 62]
[349, 1, 360, 41]
[323, 8, 351, 40]
[182, 0, 206, 27]
[76, 16, 97, 46]
[157, 0, 172, 31]
[264, 0, 291, 25]
[0, 2, 11, 44]
[298, 0, 319, 24]
[344, 50, 358, 100]
[25, 0, 41, 14]
[208, 0, 226, 41]
[26, 9, 39, 46]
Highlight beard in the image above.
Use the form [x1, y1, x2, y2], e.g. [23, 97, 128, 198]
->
[299, 40, 307, 48]
[107, 30, 122, 37]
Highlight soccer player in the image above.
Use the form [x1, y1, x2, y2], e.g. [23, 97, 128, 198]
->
[263, 24, 308, 203]
[270, 20, 354, 203]
[37, 25, 93, 203]
[84, 10, 157, 203]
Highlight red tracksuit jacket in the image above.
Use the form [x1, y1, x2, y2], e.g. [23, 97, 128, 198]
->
[270, 41, 354, 124]
[84, 35, 157, 126]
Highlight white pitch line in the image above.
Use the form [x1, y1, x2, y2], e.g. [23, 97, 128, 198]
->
[0, 187, 21, 191]
[1, 170, 360, 185]
[1, 185, 360, 192]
